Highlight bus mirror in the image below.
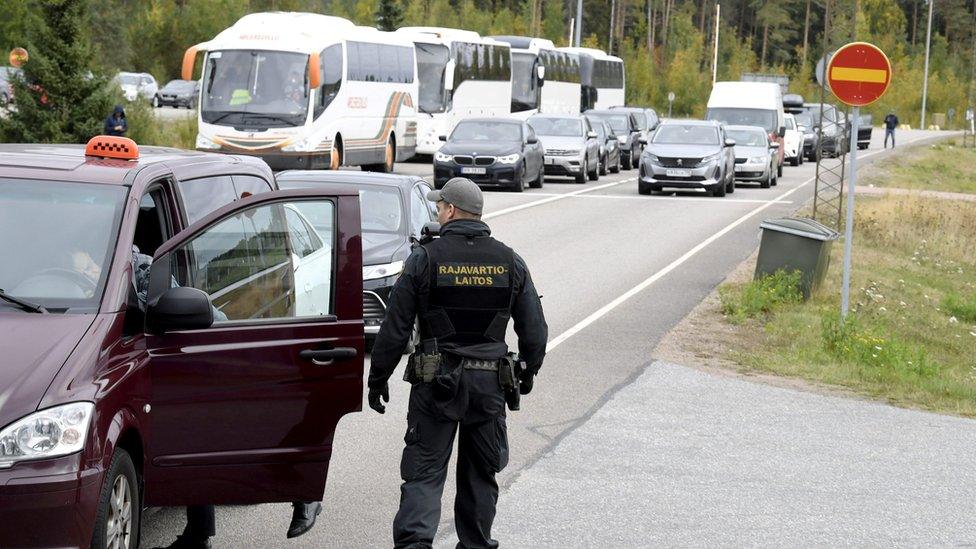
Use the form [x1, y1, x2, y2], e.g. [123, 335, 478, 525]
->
[536, 64, 546, 84]
[182, 43, 207, 81]
[444, 59, 456, 91]
[308, 51, 322, 89]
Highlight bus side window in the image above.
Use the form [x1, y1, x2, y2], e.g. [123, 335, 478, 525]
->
[316, 44, 343, 118]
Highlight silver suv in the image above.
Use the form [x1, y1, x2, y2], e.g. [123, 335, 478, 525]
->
[528, 114, 601, 184]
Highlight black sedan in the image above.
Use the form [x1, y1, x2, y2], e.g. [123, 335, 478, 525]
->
[434, 118, 544, 192]
[276, 170, 437, 344]
[152, 79, 199, 109]
[584, 110, 641, 170]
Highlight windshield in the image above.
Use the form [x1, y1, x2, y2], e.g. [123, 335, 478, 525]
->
[590, 113, 630, 133]
[201, 50, 310, 127]
[117, 74, 139, 86]
[164, 80, 196, 92]
[706, 108, 776, 133]
[630, 112, 647, 129]
[794, 113, 813, 128]
[450, 121, 521, 142]
[528, 117, 582, 137]
[360, 187, 404, 236]
[511, 51, 539, 112]
[0, 179, 126, 313]
[416, 43, 450, 114]
[653, 124, 720, 145]
[726, 129, 766, 147]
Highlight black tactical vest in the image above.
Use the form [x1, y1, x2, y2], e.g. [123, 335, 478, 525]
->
[419, 233, 517, 348]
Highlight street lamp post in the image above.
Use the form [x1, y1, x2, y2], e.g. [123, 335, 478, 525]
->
[920, 0, 934, 129]
[574, 0, 583, 47]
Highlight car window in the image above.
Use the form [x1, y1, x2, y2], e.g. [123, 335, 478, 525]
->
[171, 199, 336, 320]
[410, 186, 430, 237]
[232, 174, 274, 198]
[177, 175, 238, 225]
[785, 117, 796, 130]
[360, 187, 404, 234]
[419, 183, 437, 219]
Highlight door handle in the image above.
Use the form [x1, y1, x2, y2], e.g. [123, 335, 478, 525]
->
[299, 347, 358, 366]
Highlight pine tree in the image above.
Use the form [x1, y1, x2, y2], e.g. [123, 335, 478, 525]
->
[375, 0, 404, 30]
[0, 0, 115, 143]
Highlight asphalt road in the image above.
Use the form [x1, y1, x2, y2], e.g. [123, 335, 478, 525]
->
[141, 129, 956, 548]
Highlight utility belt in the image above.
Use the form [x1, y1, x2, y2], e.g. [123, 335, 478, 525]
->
[403, 348, 525, 411]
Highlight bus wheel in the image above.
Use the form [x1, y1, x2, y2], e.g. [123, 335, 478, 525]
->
[330, 141, 342, 170]
[382, 137, 395, 173]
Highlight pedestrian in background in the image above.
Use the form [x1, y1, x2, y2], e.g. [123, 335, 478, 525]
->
[884, 110, 899, 148]
[104, 105, 128, 136]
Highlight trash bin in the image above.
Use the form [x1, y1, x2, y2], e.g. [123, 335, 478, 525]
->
[755, 217, 839, 299]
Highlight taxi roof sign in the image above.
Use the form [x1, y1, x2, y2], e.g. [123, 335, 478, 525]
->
[85, 136, 140, 161]
[826, 42, 891, 107]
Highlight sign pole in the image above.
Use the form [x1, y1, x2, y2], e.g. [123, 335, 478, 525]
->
[841, 106, 859, 318]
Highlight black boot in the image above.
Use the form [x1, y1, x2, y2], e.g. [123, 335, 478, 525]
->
[286, 501, 322, 539]
[153, 534, 212, 549]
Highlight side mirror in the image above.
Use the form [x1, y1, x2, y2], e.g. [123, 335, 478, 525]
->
[527, 136, 538, 144]
[777, 126, 786, 138]
[147, 286, 214, 334]
[438, 135, 447, 142]
[770, 142, 781, 149]
[587, 131, 598, 139]
[638, 137, 648, 145]
[724, 138, 736, 147]
[444, 59, 456, 92]
[536, 65, 545, 88]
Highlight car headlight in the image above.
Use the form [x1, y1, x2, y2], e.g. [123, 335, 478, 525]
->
[434, 152, 453, 162]
[643, 152, 659, 163]
[0, 402, 94, 469]
[196, 133, 219, 150]
[700, 152, 722, 165]
[748, 156, 766, 163]
[617, 136, 627, 144]
[496, 153, 520, 164]
[363, 260, 404, 281]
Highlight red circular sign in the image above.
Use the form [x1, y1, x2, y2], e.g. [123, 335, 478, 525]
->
[827, 42, 891, 107]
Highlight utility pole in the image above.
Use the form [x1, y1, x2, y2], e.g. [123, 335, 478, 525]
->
[574, 0, 583, 47]
[712, 3, 720, 84]
[920, 0, 934, 129]
[609, 0, 617, 54]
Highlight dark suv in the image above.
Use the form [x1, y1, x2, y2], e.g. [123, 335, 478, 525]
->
[0, 137, 365, 548]
[584, 109, 642, 170]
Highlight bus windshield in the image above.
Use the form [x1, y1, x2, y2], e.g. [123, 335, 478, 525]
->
[511, 51, 539, 113]
[201, 50, 311, 128]
[416, 43, 450, 114]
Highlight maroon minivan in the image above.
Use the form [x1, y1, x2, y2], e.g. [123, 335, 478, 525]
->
[0, 137, 364, 548]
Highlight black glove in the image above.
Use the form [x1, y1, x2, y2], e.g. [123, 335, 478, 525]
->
[368, 383, 389, 414]
[518, 371, 535, 395]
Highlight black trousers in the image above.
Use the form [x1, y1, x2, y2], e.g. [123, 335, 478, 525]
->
[393, 365, 509, 549]
[185, 505, 215, 538]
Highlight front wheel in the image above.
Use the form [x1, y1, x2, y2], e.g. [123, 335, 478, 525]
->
[777, 162, 783, 177]
[575, 158, 587, 184]
[91, 449, 140, 549]
[621, 153, 633, 171]
[611, 154, 621, 173]
[587, 155, 599, 181]
[599, 154, 608, 176]
[529, 165, 544, 188]
[512, 164, 525, 192]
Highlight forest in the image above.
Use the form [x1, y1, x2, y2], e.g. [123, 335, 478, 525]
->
[2, 0, 975, 128]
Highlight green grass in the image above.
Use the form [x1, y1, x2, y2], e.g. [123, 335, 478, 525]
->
[126, 99, 197, 150]
[718, 191, 976, 417]
[860, 141, 976, 195]
[719, 270, 803, 323]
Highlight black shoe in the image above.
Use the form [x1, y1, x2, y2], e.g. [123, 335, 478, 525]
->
[286, 501, 322, 539]
[153, 534, 212, 549]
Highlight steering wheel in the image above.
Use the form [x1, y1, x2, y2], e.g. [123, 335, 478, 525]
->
[34, 267, 98, 296]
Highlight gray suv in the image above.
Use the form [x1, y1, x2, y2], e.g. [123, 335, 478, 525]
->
[638, 119, 736, 197]
[528, 114, 601, 184]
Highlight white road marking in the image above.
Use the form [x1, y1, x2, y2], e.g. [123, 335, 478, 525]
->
[545, 134, 934, 353]
[483, 177, 636, 220]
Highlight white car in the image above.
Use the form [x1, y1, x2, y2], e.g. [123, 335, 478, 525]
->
[114, 71, 158, 102]
[283, 203, 334, 318]
[783, 113, 804, 166]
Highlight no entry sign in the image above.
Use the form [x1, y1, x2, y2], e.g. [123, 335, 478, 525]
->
[827, 42, 891, 107]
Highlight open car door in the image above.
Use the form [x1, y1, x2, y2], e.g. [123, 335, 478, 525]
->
[142, 188, 363, 506]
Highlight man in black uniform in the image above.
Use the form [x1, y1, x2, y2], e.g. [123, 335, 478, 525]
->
[368, 177, 548, 549]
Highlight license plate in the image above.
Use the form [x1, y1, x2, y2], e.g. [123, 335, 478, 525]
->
[666, 168, 691, 177]
[734, 165, 746, 172]
[545, 157, 555, 165]
[461, 167, 486, 175]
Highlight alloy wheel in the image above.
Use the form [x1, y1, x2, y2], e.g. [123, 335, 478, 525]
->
[106, 474, 132, 549]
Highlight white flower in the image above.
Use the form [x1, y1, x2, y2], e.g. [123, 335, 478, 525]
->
[969, 331, 976, 337]
[879, 306, 887, 312]
[874, 346, 883, 351]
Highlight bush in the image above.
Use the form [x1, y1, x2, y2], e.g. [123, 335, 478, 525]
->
[124, 99, 197, 149]
[720, 270, 803, 322]
[821, 315, 936, 378]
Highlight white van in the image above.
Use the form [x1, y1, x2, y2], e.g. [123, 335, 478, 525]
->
[705, 81, 786, 176]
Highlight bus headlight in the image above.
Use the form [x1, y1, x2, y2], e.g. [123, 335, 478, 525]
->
[282, 137, 319, 153]
[196, 134, 219, 150]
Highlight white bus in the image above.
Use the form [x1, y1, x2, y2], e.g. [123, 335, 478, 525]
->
[395, 27, 512, 154]
[558, 47, 625, 111]
[182, 12, 418, 171]
[490, 36, 582, 118]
